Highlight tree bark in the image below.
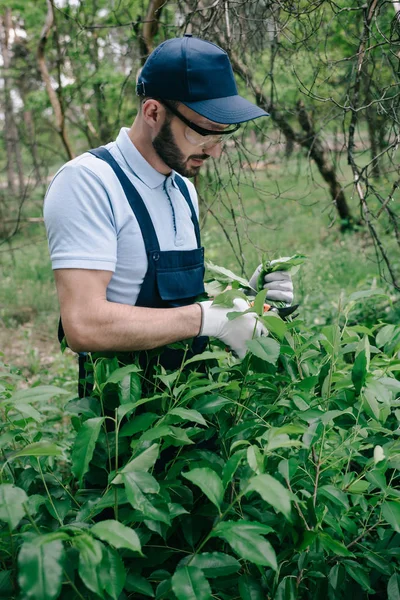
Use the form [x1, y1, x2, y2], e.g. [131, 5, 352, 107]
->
[37, 0, 74, 160]
[140, 0, 165, 60]
[0, 8, 24, 195]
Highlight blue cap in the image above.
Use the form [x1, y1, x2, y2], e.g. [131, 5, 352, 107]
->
[136, 35, 269, 125]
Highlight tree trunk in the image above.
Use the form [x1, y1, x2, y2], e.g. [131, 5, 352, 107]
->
[140, 0, 165, 61]
[0, 8, 24, 195]
[37, 0, 74, 160]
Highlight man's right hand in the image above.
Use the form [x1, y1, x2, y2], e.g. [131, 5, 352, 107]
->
[198, 298, 267, 359]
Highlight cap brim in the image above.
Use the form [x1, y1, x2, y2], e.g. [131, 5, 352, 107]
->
[182, 94, 269, 124]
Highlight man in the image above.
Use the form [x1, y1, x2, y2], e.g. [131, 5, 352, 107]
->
[44, 35, 293, 391]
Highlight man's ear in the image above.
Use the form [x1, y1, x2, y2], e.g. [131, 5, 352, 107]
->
[141, 99, 165, 129]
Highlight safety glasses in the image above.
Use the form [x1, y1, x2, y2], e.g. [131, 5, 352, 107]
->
[161, 100, 240, 148]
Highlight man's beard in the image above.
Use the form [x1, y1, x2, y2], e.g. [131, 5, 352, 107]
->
[152, 118, 208, 178]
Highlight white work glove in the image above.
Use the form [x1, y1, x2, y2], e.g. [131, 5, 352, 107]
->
[198, 298, 267, 359]
[249, 258, 294, 304]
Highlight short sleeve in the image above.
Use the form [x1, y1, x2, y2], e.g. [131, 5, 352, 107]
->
[43, 162, 117, 271]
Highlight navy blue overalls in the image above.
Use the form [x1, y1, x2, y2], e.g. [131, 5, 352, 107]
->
[58, 147, 208, 397]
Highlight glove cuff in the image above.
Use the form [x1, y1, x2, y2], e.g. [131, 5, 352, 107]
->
[197, 301, 222, 337]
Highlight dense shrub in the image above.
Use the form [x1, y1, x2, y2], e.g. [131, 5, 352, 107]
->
[0, 289, 400, 599]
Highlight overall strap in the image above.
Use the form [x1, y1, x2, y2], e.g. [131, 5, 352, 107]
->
[89, 147, 160, 252]
[174, 174, 201, 248]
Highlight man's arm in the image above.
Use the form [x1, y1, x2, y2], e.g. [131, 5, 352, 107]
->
[55, 269, 202, 353]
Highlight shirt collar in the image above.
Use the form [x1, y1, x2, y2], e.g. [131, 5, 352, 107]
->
[115, 127, 177, 190]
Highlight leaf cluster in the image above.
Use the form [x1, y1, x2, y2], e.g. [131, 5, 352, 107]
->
[0, 289, 400, 599]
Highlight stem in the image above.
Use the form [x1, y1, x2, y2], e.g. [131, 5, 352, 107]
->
[114, 408, 119, 522]
[189, 488, 247, 561]
[285, 478, 311, 531]
[346, 522, 380, 550]
[37, 458, 63, 526]
[48, 471, 81, 508]
[63, 570, 86, 600]
[312, 445, 322, 508]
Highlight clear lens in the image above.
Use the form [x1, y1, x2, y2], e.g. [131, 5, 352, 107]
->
[185, 127, 235, 148]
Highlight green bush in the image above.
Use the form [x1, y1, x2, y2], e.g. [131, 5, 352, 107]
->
[1, 290, 400, 599]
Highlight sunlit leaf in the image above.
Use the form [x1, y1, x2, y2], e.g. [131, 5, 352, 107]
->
[183, 468, 224, 512]
[0, 484, 28, 530]
[91, 520, 143, 554]
[18, 540, 65, 600]
[172, 566, 211, 600]
[246, 474, 291, 519]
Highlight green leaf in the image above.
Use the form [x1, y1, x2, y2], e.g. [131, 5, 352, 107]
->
[8, 442, 63, 460]
[376, 325, 397, 349]
[246, 337, 280, 365]
[73, 533, 103, 565]
[104, 364, 141, 386]
[182, 552, 240, 578]
[14, 403, 41, 421]
[206, 261, 250, 287]
[352, 349, 368, 396]
[274, 577, 297, 600]
[382, 501, 400, 533]
[79, 555, 104, 598]
[0, 484, 28, 530]
[239, 575, 263, 600]
[113, 443, 159, 483]
[172, 566, 211, 600]
[212, 289, 249, 308]
[11, 386, 70, 403]
[99, 546, 126, 600]
[140, 425, 172, 442]
[18, 540, 65, 600]
[388, 573, 400, 600]
[91, 520, 143, 554]
[347, 480, 370, 494]
[183, 468, 224, 512]
[348, 288, 387, 302]
[183, 350, 228, 366]
[71, 417, 104, 486]
[123, 472, 171, 524]
[253, 288, 269, 316]
[168, 407, 207, 427]
[212, 521, 277, 569]
[319, 485, 349, 510]
[222, 450, 246, 489]
[120, 413, 159, 437]
[319, 533, 354, 557]
[193, 395, 231, 414]
[260, 313, 287, 340]
[117, 402, 137, 420]
[344, 563, 374, 593]
[0, 570, 12, 597]
[246, 474, 291, 519]
[125, 573, 155, 597]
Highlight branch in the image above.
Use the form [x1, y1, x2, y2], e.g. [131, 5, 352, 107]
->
[37, 0, 74, 159]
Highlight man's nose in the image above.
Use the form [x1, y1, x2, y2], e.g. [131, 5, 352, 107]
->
[203, 142, 222, 159]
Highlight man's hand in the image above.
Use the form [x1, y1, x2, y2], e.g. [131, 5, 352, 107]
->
[198, 298, 267, 359]
[249, 259, 294, 304]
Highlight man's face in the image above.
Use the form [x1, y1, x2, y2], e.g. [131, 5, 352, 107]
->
[152, 103, 226, 178]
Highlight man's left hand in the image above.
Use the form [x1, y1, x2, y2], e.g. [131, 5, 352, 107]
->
[249, 259, 294, 304]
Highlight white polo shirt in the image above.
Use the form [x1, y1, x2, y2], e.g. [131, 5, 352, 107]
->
[43, 128, 200, 305]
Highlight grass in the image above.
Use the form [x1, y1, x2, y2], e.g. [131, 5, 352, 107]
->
[0, 151, 398, 379]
